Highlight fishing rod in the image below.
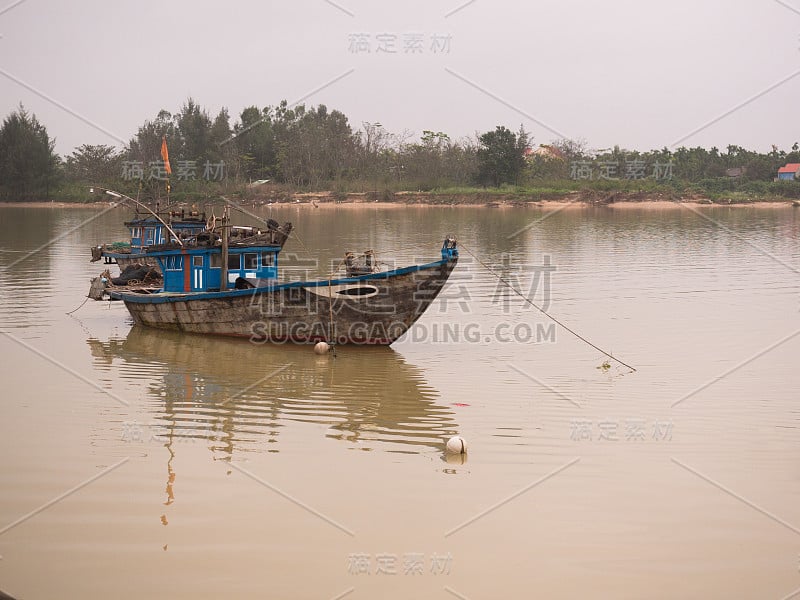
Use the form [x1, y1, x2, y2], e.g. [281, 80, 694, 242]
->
[98, 188, 184, 247]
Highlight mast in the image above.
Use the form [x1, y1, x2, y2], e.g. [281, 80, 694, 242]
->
[220, 207, 229, 290]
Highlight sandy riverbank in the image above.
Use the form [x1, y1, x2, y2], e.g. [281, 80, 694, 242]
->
[1, 194, 796, 210]
[0, 201, 119, 208]
[298, 199, 793, 210]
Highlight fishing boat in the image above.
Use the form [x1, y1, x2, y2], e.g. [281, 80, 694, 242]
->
[109, 210, 459, 345]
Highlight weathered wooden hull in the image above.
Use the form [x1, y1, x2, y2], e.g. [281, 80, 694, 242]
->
[115, 255, 160, 270]
[102, 251, 160, 271]
[112, 257, 458, 345]
[91, 245, 162, 271]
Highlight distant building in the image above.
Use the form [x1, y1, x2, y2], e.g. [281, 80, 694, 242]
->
[777, 163, 800, 181]
[725, 167, 746, 179]
[525, 145, 566, 161]
[247, 179, 271, 188]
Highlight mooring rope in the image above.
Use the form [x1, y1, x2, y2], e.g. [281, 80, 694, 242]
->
[458, 242, 637, 372]
[65, 295, 90, 315]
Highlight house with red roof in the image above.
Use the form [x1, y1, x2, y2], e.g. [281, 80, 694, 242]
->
[777, 163, 800, 181]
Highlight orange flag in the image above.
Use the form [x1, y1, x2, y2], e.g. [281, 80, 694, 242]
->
[160, 135, 172, 175]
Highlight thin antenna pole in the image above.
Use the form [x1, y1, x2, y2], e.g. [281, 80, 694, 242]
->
[103, 188, 184, 247]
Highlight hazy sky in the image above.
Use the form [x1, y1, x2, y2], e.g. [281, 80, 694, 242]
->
[1, 0, 798, 156]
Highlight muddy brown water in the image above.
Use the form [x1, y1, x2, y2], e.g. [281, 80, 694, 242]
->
[0, 203, 799, 599]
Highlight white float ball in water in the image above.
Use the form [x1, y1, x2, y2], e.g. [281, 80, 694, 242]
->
[314, 341, 330, 355]
[446, 436, 467, 454]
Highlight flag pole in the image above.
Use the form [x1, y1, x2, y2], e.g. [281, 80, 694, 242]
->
[161, 135, 172, 208]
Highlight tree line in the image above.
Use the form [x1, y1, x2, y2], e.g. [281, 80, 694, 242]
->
[0, 99, 798, 201]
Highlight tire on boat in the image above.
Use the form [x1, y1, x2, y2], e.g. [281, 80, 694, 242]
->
[234, 277, 255, 289]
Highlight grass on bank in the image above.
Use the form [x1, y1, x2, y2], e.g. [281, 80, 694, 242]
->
[25, 176, 800, 204]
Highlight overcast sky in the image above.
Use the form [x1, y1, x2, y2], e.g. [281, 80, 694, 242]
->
[1, 0, 798, 156]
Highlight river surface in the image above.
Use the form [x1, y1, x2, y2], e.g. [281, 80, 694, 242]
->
[0, 202, 799, 599]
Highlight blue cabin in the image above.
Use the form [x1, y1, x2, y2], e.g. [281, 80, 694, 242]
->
[125, 217, 167, 249]
[125, 212, 207, 250]
[156, 245, 282, 292]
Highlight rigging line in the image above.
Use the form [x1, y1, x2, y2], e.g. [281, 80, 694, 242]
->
[219, 200, 416, 275]
[220, 197, 317, 257]
[221, 199, 332, 280]
[459, 242, 637, 372]
[329, 258, 346, 279]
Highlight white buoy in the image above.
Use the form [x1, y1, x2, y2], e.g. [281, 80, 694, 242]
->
[314, 341, 331, 355]
[445, 436, 467, 454]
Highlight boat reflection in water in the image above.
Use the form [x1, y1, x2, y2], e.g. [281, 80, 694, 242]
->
[87, 327, 460, 458]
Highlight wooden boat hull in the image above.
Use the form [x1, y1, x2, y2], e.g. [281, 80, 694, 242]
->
[111, 256, 458, 345]
[98, 250, 161, 271]
[116, 255, 160, 271]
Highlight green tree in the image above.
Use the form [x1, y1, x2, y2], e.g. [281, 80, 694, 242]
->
[64, 144, 121, 184]
[126, 109, 176, 167]
[208, 108, 232, 157]
[550, 137, 589, 161]
[0, 104, 59, 199]
[785, 142, 800, 165]
[175, 98, 212, 164]
[525, 149, 568, 180]
[207, 107, 234, 183]
[233, 105, 276, 181]
[125, 109, 176, 198]
[743, 155, 779, 181]
[441, 138, 478, 186]
[276, 104, 356, 188]
[476, 125, 528, 186]
[399, 131, 451, 190]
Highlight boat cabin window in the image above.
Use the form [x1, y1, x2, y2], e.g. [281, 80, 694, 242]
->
[144, 228, 155, 245]
[192, 256, 203, 267]
[244, 253, 259, 269]
[228, 254, 241, 269]
[164, 255, 183, 271]
[262, 253, 274, 267]
[210, 254, 221, 268]
[131, 227, 141, 238]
